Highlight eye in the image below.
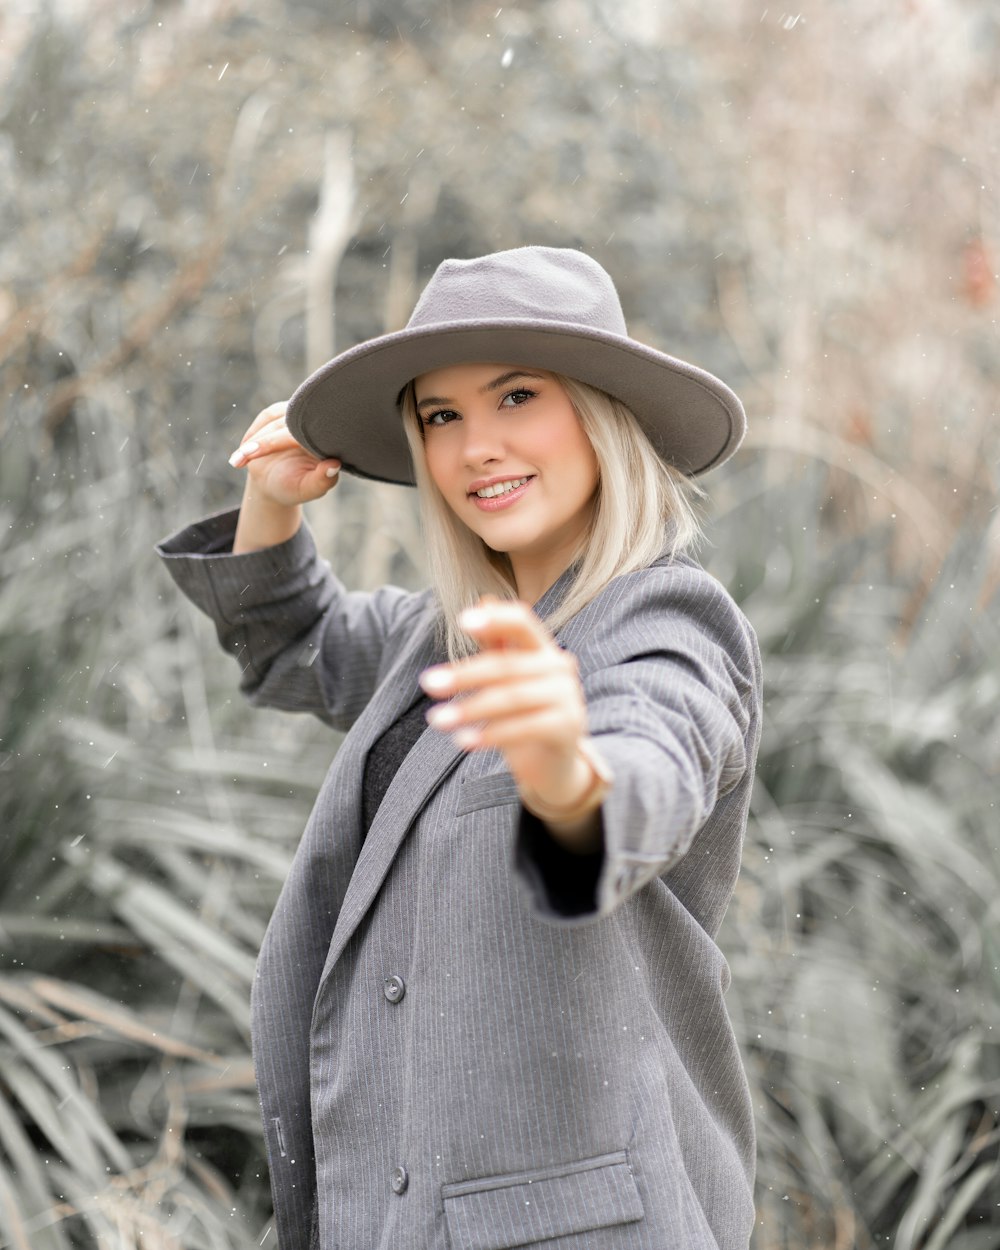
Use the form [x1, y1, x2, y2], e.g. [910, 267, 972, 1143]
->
[422, 408, 459, 428]
[500, 388, 537, 408]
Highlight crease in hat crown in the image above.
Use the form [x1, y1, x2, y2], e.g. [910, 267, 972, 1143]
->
[405, 248, 630, 336]
[285, 244, 747, 486]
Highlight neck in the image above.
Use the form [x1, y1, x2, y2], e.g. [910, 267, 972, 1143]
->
[511, 551, 577, 608]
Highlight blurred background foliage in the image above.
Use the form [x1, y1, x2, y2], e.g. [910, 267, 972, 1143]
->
[1, 0, 998, 1245]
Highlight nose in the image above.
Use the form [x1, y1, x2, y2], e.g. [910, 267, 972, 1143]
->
[459, 412, 505, 467]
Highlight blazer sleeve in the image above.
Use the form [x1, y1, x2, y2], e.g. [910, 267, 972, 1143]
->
[513, 558, 761, 923]
[155, 508, 430, 732]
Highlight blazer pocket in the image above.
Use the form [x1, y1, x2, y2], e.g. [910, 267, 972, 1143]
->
[441, 1150, 643, 1250]
[456, 770, 522, 816]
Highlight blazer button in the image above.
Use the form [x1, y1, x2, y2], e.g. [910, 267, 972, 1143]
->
[383, 974, 406, 1004]
[390, 1164, 409, 1195]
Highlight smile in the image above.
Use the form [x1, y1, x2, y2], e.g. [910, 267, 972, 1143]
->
[469, 476, 534, 512]
[473, 476, 531, 498]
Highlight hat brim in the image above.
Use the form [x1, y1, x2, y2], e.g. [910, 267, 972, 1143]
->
[286, 319, 745, 486]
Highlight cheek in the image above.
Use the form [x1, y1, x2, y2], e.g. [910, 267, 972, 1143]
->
[422, 441, 450, 494]
[533, 412, 589, 462]
[424, 444, 471, 515]
[553, 422, 599, 490]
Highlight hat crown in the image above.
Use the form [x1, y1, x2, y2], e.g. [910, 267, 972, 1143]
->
[407, 246, 629, 336]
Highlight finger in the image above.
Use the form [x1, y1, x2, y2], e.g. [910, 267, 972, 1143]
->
[295, 458, 343, 500]
[419, 647, 576, 696]
[229, 414, 288, 466]
[458, 599, 555, 652]
[240, 401, 289, 441]
[229, 427, 327, 468]
[450, 707, 570, 752]
[232, 414, 292, 453]
[425, 677, 579, 731]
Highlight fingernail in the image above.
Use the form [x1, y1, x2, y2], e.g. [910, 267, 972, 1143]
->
[453, 728, 480, 749]
[326, 466, 340, 479]
[458, 608, 487, 631]
[229, 440, 259, 467]
[419, 669, 453, 693]
[426, 704, 459, 729]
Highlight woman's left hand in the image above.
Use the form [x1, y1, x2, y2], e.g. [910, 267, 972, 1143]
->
[419, 597, 606, 852]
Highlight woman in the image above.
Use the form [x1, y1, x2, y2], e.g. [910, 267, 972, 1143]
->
[158, 247, 762, 1250]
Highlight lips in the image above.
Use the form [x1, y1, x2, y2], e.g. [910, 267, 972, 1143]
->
[470, 476, 531, 499]
[469, 476, 534, 512]
[467, 474, 534, 497]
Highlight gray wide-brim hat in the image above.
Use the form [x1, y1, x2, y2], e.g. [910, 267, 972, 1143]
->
[286, 246, 745, 485]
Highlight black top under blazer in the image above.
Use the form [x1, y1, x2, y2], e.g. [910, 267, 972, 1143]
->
[157, 509, 763, 1250]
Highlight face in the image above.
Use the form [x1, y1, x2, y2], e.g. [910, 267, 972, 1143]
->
[413, 363, 600, 598]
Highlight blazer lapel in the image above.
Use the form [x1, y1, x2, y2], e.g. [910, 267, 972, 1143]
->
[320, 717, 463, 977]
[314, 620, 460, 980]
[317, 562, 583, 981]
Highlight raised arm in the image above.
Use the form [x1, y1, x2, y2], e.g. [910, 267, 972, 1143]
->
[226, 400, 342, 553]
[157, 403, 428, 731]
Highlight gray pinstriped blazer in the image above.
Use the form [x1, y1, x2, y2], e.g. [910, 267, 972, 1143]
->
[158, 509, 762, 1250]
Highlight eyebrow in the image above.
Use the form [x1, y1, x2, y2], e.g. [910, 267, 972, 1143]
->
[414, 370, 546, 413]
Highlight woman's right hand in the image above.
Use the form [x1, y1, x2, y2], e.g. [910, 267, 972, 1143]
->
[229, 400, 342, 507]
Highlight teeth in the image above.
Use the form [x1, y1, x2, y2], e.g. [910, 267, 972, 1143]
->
[475, 476, 529, 499]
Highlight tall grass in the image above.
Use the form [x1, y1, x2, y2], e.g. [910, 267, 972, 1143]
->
[0, 435, 347, 1246]
[713, 457, 1000, 1248]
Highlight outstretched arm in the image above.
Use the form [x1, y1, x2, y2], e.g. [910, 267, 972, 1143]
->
[418, 569, 760, 923]
[419, 597, 609, 853]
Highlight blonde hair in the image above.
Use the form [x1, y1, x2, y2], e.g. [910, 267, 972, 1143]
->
[401, 373, 705, 660]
